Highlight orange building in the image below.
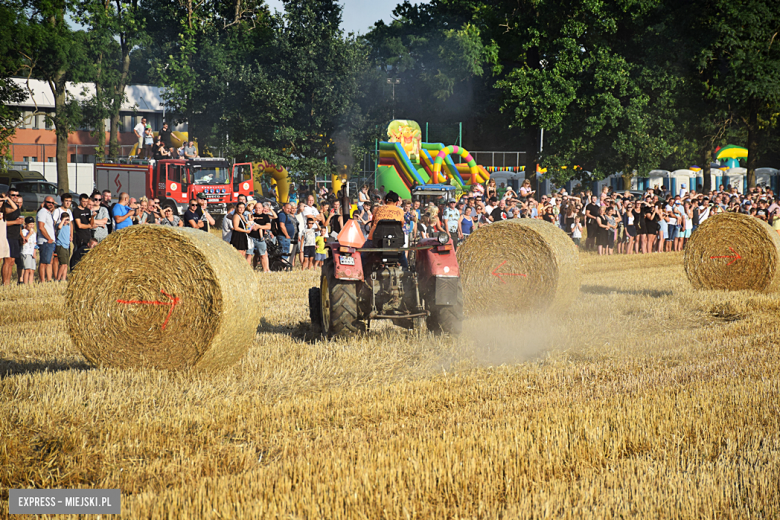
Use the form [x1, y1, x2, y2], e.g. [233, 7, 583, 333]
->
[7, 78, 186, 164]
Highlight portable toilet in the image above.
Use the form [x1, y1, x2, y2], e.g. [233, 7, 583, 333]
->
[640, 170, 669, 192]
[755, 167, 778, 191]
[723, 167, 746, 194]
[670, 169, 697, 196]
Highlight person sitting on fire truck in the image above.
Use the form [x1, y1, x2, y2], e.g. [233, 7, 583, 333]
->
[183, 141, 198, 159]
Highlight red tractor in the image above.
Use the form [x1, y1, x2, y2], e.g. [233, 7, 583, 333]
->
[309, 218, 463, 337]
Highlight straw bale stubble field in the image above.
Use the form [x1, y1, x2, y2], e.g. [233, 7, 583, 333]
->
[1, 252, 779, 519]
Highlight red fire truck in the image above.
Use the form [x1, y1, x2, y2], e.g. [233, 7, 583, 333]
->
[95, 157, 254, 216]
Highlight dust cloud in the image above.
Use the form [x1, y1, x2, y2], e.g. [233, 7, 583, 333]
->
[461, 313, 570, 366]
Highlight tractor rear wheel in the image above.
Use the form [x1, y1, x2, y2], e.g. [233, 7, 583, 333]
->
[321, 264, 364, 337]
[426, 281, 464, 335]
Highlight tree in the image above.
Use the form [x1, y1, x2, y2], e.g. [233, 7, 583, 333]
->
[0, 3, 28, 166]
[695, 0, 780, 188]
[19, 0, 88, 192]
[77, 0, 146, 160]
[497, 0, 684, 190]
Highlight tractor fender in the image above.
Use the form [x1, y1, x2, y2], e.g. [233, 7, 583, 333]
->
[327, 243, 364, 281]
[416, 238, 460, 284]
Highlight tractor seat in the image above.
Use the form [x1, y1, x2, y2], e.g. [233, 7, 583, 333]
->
[373, 220, 405, 249]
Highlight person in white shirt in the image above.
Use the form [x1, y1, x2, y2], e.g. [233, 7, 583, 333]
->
[36, 196, 56, 282]
[133, 117, 147, 157]
[222, 204, 235, 243]
[679, 183, 688, 199]
[301, 195, 321, 227]
[20, 217, 37, 284]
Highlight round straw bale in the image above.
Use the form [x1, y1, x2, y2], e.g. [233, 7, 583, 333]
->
[456, 219, 581, 315]
[684, 212, 780, 292]
[66, 226, 261, 370]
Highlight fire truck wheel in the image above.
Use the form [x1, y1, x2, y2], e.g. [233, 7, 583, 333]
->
[426, 281, 464, 336]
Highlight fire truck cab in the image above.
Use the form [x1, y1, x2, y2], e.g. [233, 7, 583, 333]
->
[95, 157, 253, 216]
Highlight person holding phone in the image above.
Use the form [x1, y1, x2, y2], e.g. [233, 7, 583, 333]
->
[54, 212, 72, 281]
[112, 192, 136, 231]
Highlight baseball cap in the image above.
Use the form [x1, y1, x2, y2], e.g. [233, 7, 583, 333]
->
[24, 216, 34, 224]
[448, 198, 456, 203]
[196, 192, 208, 200]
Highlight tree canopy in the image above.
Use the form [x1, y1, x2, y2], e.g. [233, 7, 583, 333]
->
[2, 0, 779, 189]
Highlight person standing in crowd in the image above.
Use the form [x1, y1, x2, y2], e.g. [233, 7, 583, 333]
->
[184, 194, 215, 231]
[314, 226, 328, 268]
[294, 202, 307, 268]
[71, 238, 97, 269]
[459, 207, 474, 243]
[54, 212, 71, 281]
[486, 178, 498, 200]
[358, 184, 370, 211]
[91, 194, 110, 241]
[136, 197, 153, 224]
[159, 207, 183, 226]
[250, 203, 272, 272]
[442, 198, 461, 249]
[230, 201, 252, 262]
[571, 215, 583, 247]
[159, 122, 173, 149]
[143, 126, 154, 159]
[100, 190, 114, 234]
[112, 192, 136, 231]
[1, 188, 23, 285]
[73, 194, 93, 248]
[36, 196, 56, 282]
[302, 218, 317, 270]
[584, 196, 600, 251]
[19, 217, 36, 284]
[0, 208, 8, 271]
[133, 117, 147, 157]
[51, 193, 74, 275]
[595, 206, 610, 256]
[222, 203, 235, 243]
[277, 203, 297, 264]
[302, 195, 321, 224]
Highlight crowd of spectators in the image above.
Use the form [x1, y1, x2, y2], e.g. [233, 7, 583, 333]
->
[0, 187, 215, 285]
[2, 175, 779, 285]
[133, 117, 199, 161]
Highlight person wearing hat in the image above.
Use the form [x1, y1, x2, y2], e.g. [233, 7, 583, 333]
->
[442, 198, 461, 249]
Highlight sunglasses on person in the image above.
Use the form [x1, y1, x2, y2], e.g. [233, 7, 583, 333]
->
[189, 203, 197, 207]
[44, 201, 54, 205]
[92, 197, 101, 201]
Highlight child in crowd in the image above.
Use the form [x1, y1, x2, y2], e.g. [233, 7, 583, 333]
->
[314, 227, 328, 268]
[55, 213, 71, 281]
[302, 218, 317, 270]
[571, 215, 582, 247]
[20, 217, 36, 284]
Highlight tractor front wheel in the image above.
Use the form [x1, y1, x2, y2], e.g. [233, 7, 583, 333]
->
[321, 264, 364, 337]
[426, 281, 464, 335]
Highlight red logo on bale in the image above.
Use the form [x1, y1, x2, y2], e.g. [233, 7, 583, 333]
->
[117, 289, 181, 330]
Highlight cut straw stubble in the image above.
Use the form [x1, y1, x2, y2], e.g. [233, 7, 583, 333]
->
[66, 225, 262, 370]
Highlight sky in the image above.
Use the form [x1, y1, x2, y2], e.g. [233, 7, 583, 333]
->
[265, 0, 431, 34]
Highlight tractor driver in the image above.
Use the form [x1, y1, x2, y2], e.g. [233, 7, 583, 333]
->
[362, 190, 407, 269]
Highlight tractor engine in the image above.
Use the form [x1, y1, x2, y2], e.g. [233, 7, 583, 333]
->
[361, 220, 421, 319]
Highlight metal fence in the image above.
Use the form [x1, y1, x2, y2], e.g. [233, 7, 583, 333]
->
[8, 143, 137, 164]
